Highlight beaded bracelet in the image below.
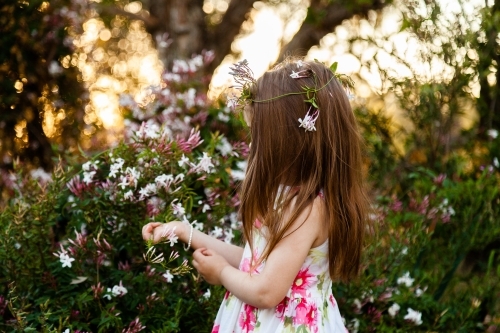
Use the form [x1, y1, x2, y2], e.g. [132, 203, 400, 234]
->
[183, 223, 193, 251]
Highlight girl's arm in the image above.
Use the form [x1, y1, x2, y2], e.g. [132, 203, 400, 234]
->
[192, 196, 326, 309]
[142, 221, 244, 269]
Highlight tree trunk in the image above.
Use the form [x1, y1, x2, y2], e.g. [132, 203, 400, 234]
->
[277, 0, 390, 64]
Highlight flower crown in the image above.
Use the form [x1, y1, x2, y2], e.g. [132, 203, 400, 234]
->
[227, 59, 355, 132]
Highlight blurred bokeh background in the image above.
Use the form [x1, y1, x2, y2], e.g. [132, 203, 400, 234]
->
[1, 0, 498, 171]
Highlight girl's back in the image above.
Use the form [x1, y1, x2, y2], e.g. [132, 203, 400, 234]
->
[213, 192, 347, 333]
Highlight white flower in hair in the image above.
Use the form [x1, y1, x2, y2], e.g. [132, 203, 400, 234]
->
[297, 60, 303, 68]
[290, 71, 301, 79]
[226, 95, 239, 110]
[298, 107, 319, 132]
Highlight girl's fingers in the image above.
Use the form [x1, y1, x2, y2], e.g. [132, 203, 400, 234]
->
[192, 248, 206, 260]
[201, 248, 214, 256]
[142, 222, 163, 239]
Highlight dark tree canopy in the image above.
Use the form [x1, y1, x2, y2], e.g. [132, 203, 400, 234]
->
[0, 0, 91, 169]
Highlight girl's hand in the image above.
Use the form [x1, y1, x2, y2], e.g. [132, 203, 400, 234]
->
[192, 248, 229, 285]
[142, 222, 168, 244]
[142, 221, 184, 244]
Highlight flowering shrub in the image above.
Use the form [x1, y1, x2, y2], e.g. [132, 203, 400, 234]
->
[336, 166, 500, 332]
[0, 57, 247, 332]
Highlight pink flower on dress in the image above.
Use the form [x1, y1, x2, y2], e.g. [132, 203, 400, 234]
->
[275, 296, 290, 320]
[211, 325, 220, 333]
[306, 303, 319, 332]
[329, 294, 337, 307]
[239, 249, 261, 273]
[238, 304, 257, 333]
[293, 298, 318, 331]
[291, 267, 315, 297]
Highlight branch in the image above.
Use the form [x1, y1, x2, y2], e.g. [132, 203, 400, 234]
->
[276, 0, 389, 63]
[206, 0, 259, 73]
[98, 4, 160, 31]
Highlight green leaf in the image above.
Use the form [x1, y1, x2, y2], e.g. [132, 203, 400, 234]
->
[330, 62, 338, 74]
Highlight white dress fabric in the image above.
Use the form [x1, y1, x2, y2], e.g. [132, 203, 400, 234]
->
[212, 222, 348, 333]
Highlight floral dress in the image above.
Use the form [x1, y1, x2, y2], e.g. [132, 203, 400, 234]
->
[212, 224, 348, 333]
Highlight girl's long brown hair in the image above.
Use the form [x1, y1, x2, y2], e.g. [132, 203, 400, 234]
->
[238, 59, 368, 282]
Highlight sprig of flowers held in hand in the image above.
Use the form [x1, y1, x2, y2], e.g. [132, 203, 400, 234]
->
[143, 226, 191, 276]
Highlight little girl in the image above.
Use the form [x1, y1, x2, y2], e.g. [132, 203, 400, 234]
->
[142, 58, 367, 332]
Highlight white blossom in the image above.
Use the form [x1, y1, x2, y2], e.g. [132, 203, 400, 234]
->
[103, 291, 112, 300]
[224, 228, 234, 243]
[487, 129, 498, 139]
[123, 190, 134, 201]
[163, 270, 174, 283]
[202, 204, 211, 213]
[138, 187, 149, 200]
[438, 198, 456, 216]
[118, 176, 129, 189]
[82, 161, 92, 172]
[397, 272, 414, 287]
[109, 158, 125, 178]
[210, 226, 223, 238]
[388, 303, 400, 317]
[30, 168, 52, 183]
[138, 183, 157, 200]
[193, 220, 204, 231]
[216, 137, 233, 156]
[160, 226, 178, 247]
[231, 169, 245, 181]
[145, 123, 161, 139]
[217, 112, 230, 122]
[404, 308, 423, 325]
[203, 289, 211, 300]
[229, 212, 241, 230]
[111, 281, 128, 297]
[155, 174, 174, 188]
[237, 159, 248, 170]
[298, 111, 319, 132]
[125, 167, 141, 188]
[82, 171, 96, 184]
[178, 154, 190, 167]
[353, 298, 362, 311]
[350, 318, 360, 333]
[59, 253, 75, 268]
[226, 95, 238, 109]
[171, 200, 185, 217]
[145, 183, 157, 194]
[290, 71, 301, 79]
[196, 152, 214, 173]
